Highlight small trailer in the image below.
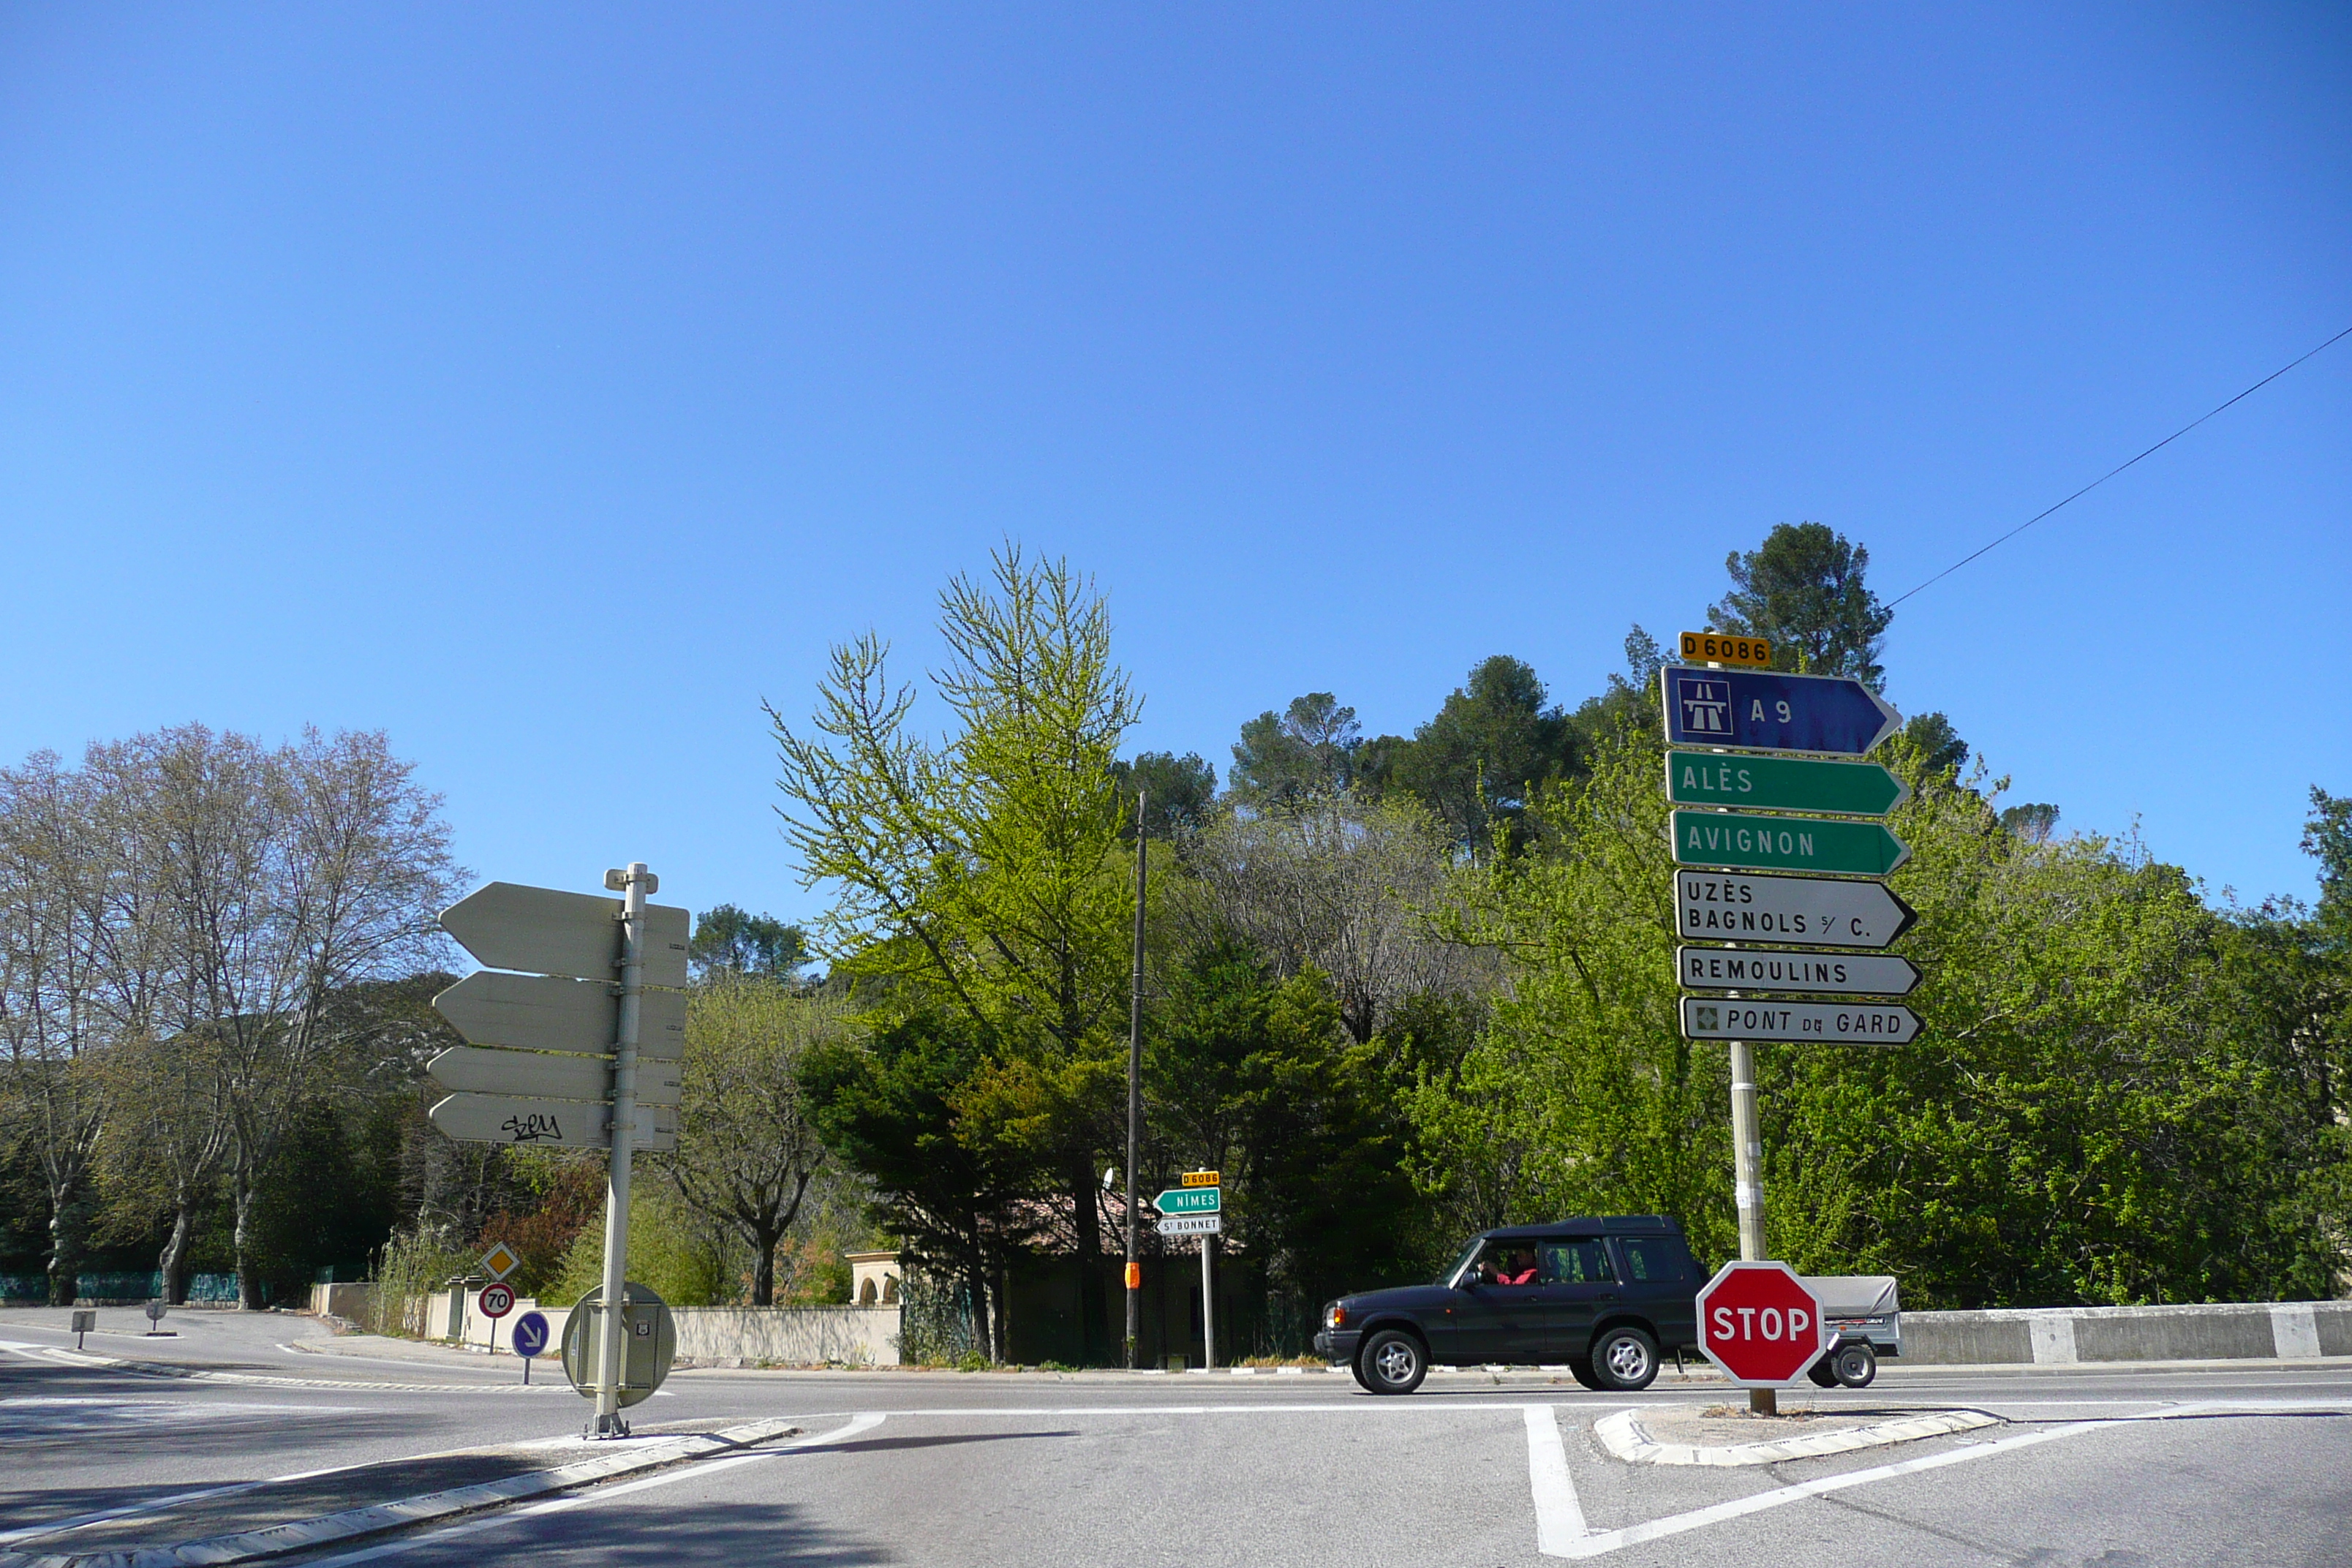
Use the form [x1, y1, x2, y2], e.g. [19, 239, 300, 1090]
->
[1798, 1274, 1899, 1387]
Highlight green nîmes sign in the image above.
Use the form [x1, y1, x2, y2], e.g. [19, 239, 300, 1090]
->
[1665, 750, 1908, 818]
[1670, 809, 1910, 877]
[1155, 1186, 1222, 1215]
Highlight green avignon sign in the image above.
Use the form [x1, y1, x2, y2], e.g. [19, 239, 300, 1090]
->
[1670, 809, 1910, 877]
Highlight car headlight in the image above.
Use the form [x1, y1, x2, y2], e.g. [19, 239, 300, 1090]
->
[1324, 1303, 1346, 1330]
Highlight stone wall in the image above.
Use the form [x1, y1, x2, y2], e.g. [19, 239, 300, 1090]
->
[1904, 1300, 2352, 1365]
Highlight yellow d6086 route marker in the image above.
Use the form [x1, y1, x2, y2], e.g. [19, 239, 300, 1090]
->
[1679, 630, 1772, 668]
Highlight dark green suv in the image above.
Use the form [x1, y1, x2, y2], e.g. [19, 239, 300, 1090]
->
[1312, 1215, 1704, 1395]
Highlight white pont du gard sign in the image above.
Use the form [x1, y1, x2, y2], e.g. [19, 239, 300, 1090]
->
[1679, 996, 1921, 1047]
[428, 1093, 679, 1151]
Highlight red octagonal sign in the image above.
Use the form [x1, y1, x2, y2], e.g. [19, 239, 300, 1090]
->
[1697, 1261, 1828, 1386]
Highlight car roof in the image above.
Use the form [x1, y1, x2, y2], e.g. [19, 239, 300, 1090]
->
[1477, 1215, 1684, 1241]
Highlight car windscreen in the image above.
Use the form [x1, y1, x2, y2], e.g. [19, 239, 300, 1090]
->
[1439, 1235, 1484, 1286]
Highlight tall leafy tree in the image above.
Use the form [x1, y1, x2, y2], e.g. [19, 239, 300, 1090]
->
[689, 905, 810, 982]
[1228, 694, 1361, 807]
[660, 979, 836, 1305]
[1709, 522, 1893, 690]
[1147, 941, 1430, 1349]
[1109, 751, 1217, 840]
[1369, 656, 1576, 849]
[769, 544, 1138, 1360]
[799, 1009, 1044, 1360]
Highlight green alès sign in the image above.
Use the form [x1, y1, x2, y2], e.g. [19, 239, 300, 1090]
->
[1670, 809, 1910, 877]
[1665, 750, 1908, 818]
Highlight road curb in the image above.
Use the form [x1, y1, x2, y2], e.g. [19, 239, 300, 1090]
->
[20, 1344, 561, 1395]
[1594, 1406, 1999, 1466]
[0, 1419, 804, 1568]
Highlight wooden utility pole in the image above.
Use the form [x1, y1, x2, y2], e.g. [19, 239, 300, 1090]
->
[1123, 790, 1147, 1368]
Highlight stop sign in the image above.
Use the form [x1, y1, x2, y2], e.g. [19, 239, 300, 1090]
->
[1697, 1261, 1828, 1385]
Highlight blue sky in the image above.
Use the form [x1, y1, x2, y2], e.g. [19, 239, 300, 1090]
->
[4, 4, 2346, 930]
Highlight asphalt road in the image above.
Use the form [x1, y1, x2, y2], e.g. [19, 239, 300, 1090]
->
[4, 1306, 2348, 1566]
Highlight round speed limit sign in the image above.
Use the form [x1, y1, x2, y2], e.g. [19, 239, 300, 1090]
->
[478, 1282, 517, 1319]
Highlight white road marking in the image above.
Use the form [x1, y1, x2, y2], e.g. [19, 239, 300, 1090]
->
[1542, 1417, 2108, 1558]
[293, 1415, 889, 1567]
[1523, 1404, 1586, 1554]
[1534, 1400, 2352, 1559]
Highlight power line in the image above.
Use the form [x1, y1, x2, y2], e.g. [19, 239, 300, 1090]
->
[1886, 322, 2352, 608]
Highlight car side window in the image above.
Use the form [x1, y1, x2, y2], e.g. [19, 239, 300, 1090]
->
[1618, 1236, 1696, 1283]
[1539, 1239, 1616, 1284]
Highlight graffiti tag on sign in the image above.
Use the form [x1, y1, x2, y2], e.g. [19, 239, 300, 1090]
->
[502, 1112, 563, 1142]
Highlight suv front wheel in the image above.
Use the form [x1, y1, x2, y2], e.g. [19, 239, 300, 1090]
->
[1357, 1329, 1428, 1395]
[1591, 1326, 1659, 1391]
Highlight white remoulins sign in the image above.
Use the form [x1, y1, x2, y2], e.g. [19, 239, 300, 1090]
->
[1696, 1261, 1830, 1386]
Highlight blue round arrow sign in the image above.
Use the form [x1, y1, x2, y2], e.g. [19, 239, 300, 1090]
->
[511, 1310, 550, 1359]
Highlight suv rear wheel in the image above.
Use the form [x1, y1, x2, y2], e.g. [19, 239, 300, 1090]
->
[1591, 1326, 1659, 1392]
[1357, 1329, 1428, 1395]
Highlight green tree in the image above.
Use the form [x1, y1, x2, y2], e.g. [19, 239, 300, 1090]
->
[1148, 941, 1431, 1350]
[2304, 787, 2352, 944]
[769, 544, 1139, 1360]
[1369, 656, 1577, 850]
[799, 1009, 1046, 1360]
[1898, 712, 1970, 778]
[1228, 694, 1361, 807]
[1709, 522, 1893, 689]
[1406, 706, 2349, 1305]
[1110, 751, 1218, 840]
[658, 978, 837, 1305]
[689, 905, 810, 982]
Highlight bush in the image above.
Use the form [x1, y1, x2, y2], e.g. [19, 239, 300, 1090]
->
[369, 1228, 473, 1337]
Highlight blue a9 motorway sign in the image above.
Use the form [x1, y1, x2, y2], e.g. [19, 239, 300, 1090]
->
[1661, 666, 1902, 757]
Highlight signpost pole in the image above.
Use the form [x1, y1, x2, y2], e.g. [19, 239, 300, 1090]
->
[1199, 1235, 1215, 1371]
[1125, 791, 1146, 1371]
[1727, 1032, 1774, 1414]
[592, 862, 649, 1438]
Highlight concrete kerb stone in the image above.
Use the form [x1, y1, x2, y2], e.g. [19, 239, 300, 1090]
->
[1594, 1406, 2001, 1467]
[0, 1419, 805, 1568]
[25, 1345, 563, 1395]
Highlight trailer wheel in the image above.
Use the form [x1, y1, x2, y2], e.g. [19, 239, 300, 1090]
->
[1831, 1341, 1877, 1388]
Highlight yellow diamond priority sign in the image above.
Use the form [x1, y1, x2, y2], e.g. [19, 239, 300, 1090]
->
[478, 1242, 523, 1282]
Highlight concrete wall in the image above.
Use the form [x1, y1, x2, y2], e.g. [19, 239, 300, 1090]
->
[1904, 1300, 2352, 1365]
[428, 1286, 900, 1368]
[671, 1306, 901, 1368]
[309, 1282, 377, 1321]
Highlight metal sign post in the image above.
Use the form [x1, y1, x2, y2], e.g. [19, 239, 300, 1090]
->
[1663, 641, 1921, 1415]
[513, 1309, 550, 1384]
[1199, 1234, 1216, 1372]
[592, 863, 651, 1438]
[1156, 1172, 1221, 1369]
[1125, 789, 1147, 1371]
[426, 867, 685, 1439]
